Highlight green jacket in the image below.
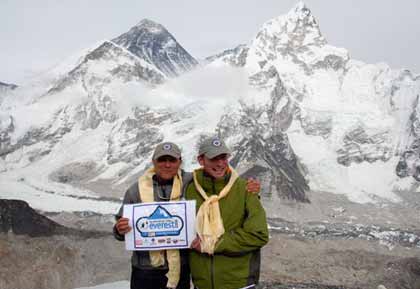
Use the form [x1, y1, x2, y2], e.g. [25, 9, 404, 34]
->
[186, 169, 269, 289]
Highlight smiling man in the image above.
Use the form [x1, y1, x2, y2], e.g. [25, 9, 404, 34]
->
[186, 137, 269, 289]
[114, 142, 191, 289]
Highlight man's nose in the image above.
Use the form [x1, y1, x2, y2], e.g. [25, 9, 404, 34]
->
[164, 160, 172, 167]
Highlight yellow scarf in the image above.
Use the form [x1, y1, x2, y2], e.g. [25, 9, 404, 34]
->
[138, 167, 182, 289]
[193, 166, 238, 254]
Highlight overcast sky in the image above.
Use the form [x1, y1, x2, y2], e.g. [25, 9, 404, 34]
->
[1, 0, 419, 84]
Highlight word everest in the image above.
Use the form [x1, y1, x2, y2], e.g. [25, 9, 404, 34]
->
[136, 206, 184, 237]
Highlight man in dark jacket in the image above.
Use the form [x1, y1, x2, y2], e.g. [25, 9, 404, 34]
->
[187, 137, 269, 289]
[114, 142, 191, 289]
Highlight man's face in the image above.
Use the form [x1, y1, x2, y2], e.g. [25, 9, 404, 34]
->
[153, 155, 182, 180]
[198, 154, 229, 179]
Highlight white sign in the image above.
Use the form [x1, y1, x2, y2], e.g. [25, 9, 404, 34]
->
[123, 200, 196, 251]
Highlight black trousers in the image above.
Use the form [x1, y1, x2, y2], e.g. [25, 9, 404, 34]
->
[130, 265, 190, 289]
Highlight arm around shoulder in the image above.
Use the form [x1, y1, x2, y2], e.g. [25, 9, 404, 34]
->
[214, 189, 269, 254]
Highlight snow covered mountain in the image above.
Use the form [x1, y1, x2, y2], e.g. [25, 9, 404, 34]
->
[1, 2, 420, 214]
[242, 2, 420, 203]
[0, 81, 17, 99]
[112, 19, 198, 77]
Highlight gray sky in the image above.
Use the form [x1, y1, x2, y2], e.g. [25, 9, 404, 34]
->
[1, 0, 419, 84]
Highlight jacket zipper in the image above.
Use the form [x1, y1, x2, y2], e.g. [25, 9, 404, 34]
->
[211, 178, 216, 289]
[211, 255, 215, 289]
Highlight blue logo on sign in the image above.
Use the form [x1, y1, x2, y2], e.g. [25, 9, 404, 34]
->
[136, 205, 184, 238]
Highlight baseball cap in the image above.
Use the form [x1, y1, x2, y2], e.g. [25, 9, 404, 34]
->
[152, 142, 181, 160]
[199, 137, 231, 159]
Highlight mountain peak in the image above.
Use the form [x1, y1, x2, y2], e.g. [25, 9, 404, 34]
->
[112, 19, 198, 77]
[291, 1, 309, 14]
[134, 19, 166, 33]
[263, 1, 319, 38]
[286, 1, 316, 25]
[248, 0, 327, 68]
[259, 8, 321, 42]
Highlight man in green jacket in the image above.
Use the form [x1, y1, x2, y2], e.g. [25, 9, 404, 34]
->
[187, 137, 269, 289]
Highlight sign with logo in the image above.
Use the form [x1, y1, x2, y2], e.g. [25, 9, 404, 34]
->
[123, 200, 196, 251]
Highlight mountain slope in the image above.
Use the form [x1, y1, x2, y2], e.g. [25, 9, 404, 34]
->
[47, 40, 164, 96]
[205, 44, 249, 67]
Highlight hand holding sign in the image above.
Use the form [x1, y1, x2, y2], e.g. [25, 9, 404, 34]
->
[190, 236, 202, 252]
[116, 217, 132, 235]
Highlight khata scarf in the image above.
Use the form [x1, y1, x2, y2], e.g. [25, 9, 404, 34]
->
[193, 166, 238, 254]
[138, 167, 182, 289]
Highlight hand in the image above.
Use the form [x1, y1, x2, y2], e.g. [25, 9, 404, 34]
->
[190, 236, 201, 252]
[246, 178, 261, 194]
[115, 217, 132, 235]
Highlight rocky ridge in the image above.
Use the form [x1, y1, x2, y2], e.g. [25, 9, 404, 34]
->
[0, 199, 107, 238]
[0, 81, 17, 91]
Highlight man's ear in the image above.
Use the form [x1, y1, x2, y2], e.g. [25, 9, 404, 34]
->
[197, 155, 204, 166]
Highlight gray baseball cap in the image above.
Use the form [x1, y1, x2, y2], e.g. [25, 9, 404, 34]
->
[199, 137, 231, 159]
[152, 142, 182, 160]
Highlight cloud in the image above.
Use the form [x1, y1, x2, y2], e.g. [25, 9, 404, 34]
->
[154, 64, 250, 102]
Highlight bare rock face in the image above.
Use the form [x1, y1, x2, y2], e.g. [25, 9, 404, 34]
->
[0, 115, 15, 157]
[0, 81, 17, 97]
[0, 199, 69, 237]
[337, 125, 392, 166]
[0, 199, 108, 238]
[397, 95, 420, 181]
[0, 81, 17, 90]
